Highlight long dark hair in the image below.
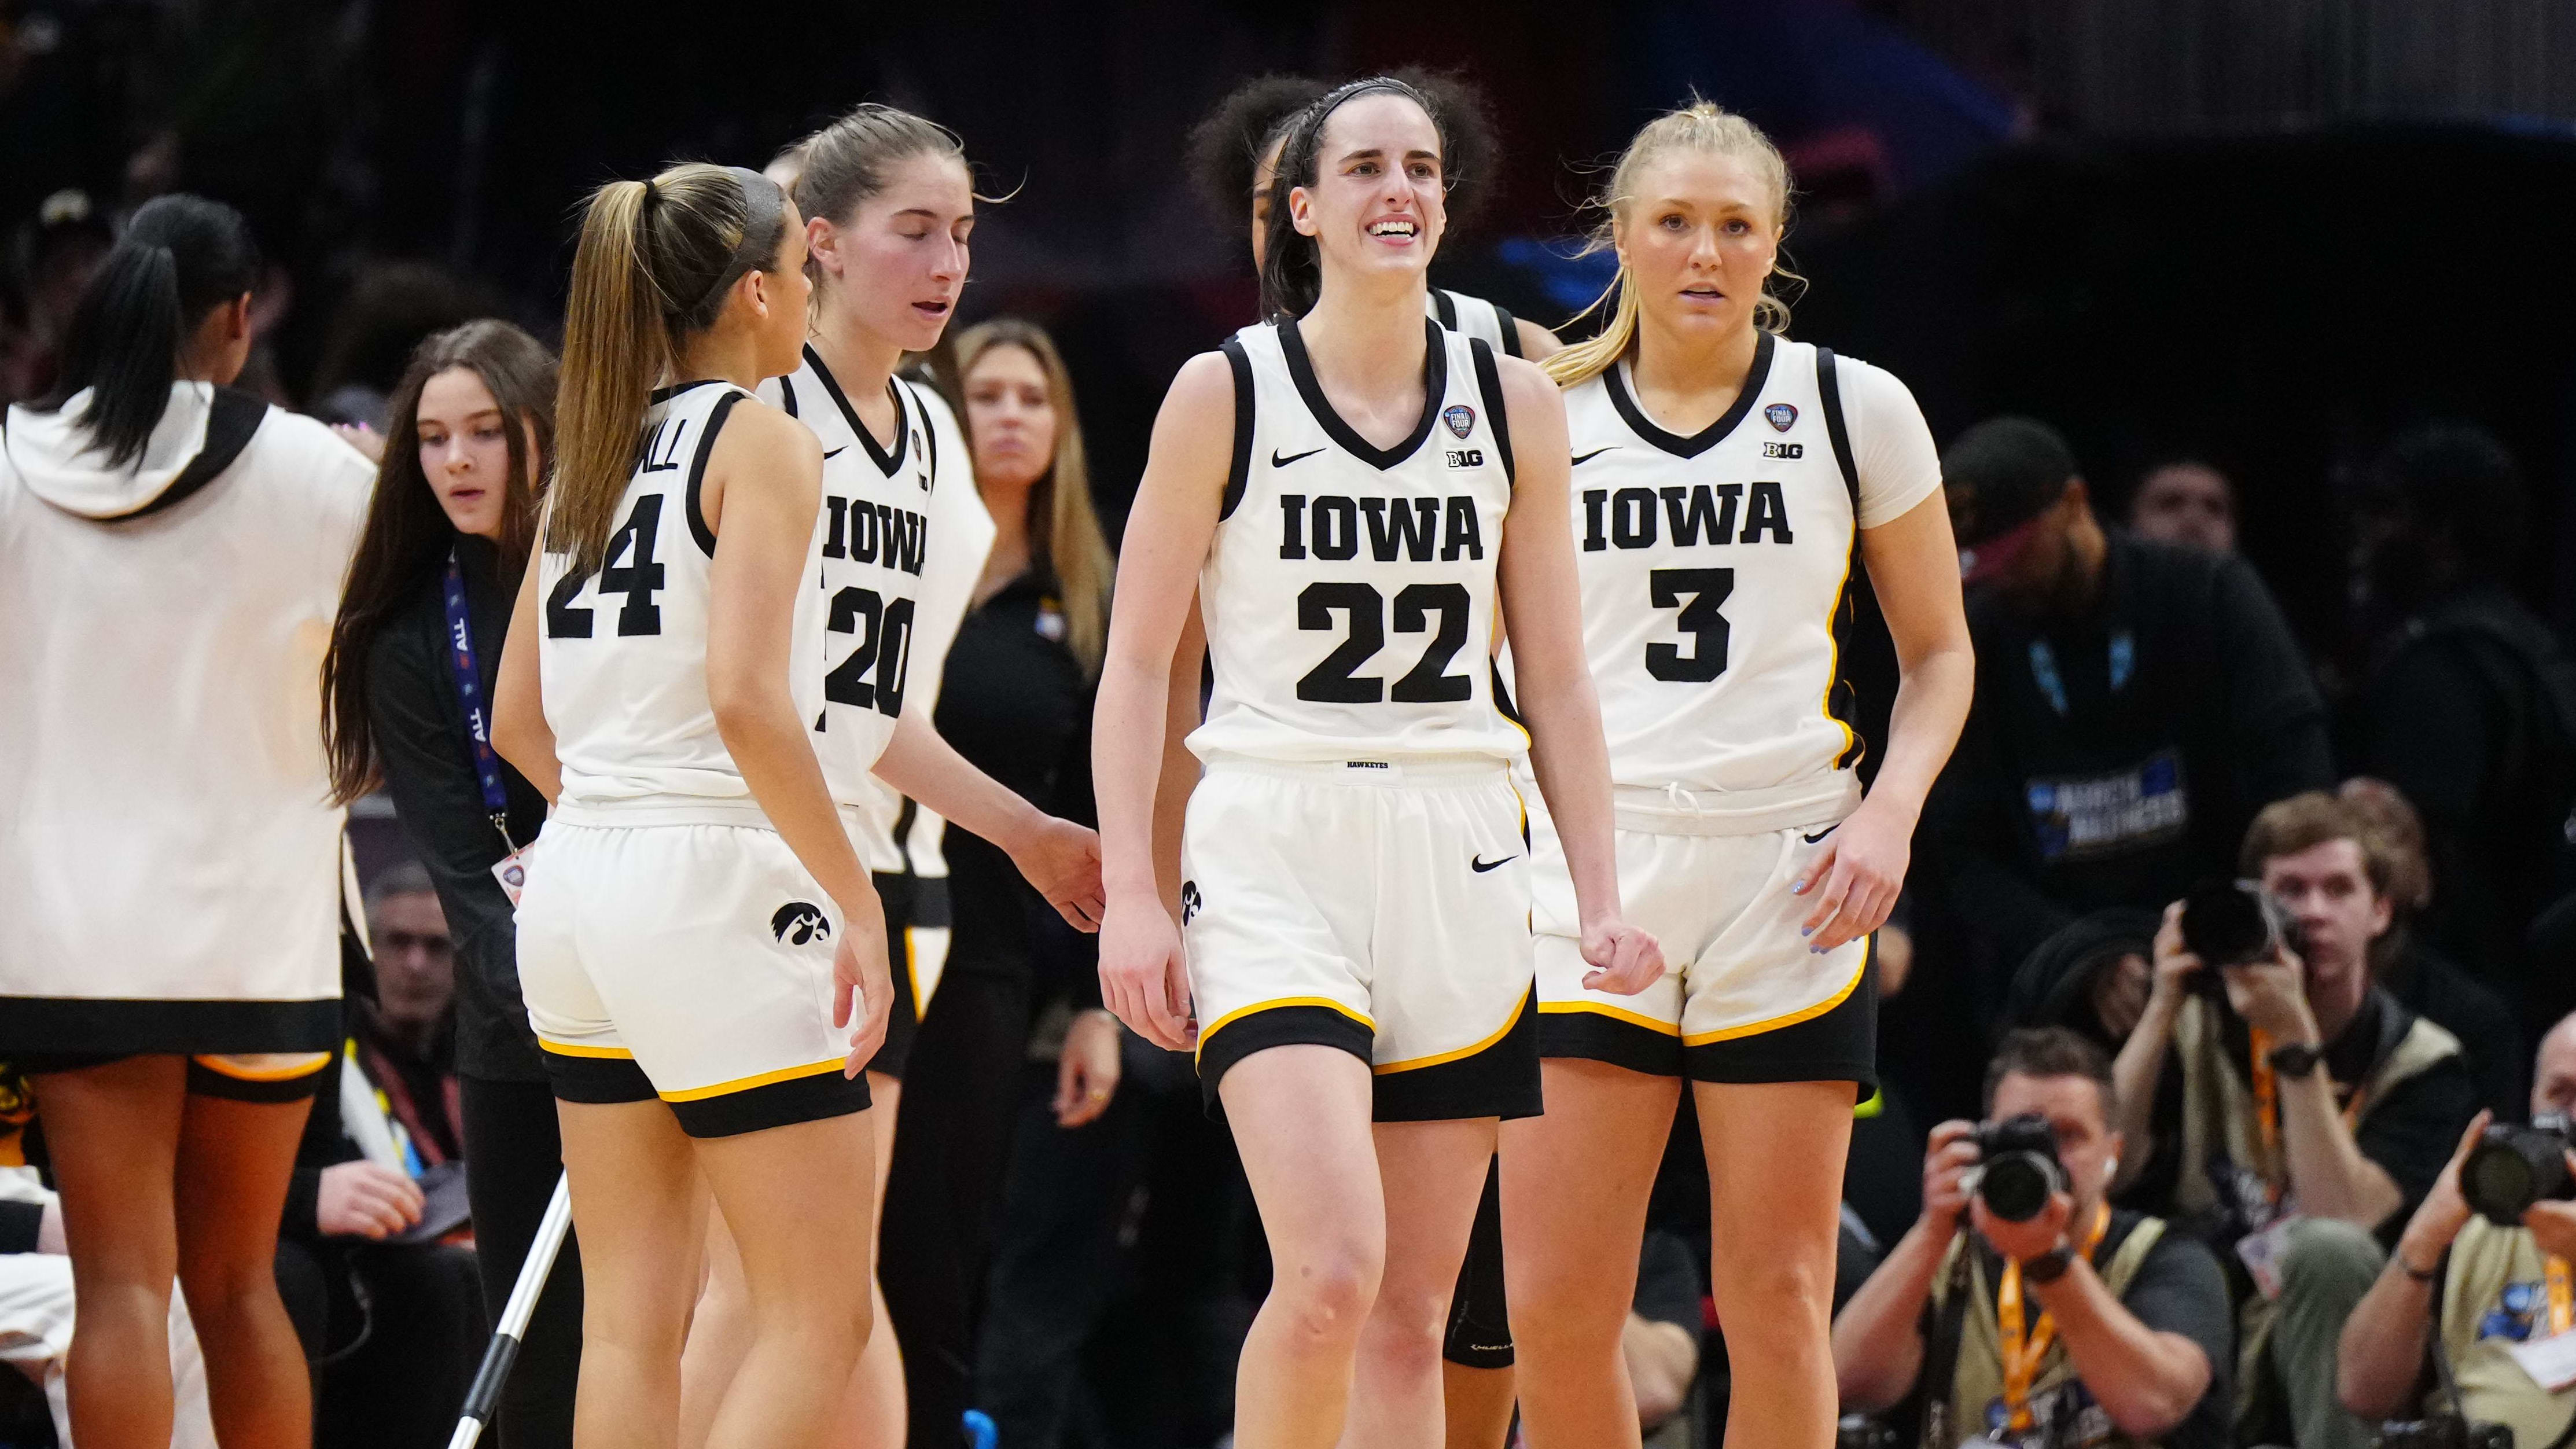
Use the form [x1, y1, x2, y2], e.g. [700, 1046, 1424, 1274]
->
[35, 194, 262, 468]
[1190, 70, 1498, 239]
[1257, 76, 1452, 321]
[323, 321, 558, 804]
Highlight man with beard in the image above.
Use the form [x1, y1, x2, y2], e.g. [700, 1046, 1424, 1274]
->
[1923, 417, 2332, 1017]
[2343, 422, 2576, 1029]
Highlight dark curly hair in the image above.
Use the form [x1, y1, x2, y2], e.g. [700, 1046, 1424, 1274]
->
[1187, 68, 1503, 242]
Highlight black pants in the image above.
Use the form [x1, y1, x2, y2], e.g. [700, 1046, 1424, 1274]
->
[459, 1075, 583, 1449]
[275, 1235, 488, 1449]
[881, 965, 1031, 1449]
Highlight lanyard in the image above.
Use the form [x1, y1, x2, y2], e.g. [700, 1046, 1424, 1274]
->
[2549, 1256, 2573, 1338]
[440, 550, 517, 852]
[2248, 1027, 2369, 1200]
[1999, 1202, 2113, 1434]
[2027, 631, 2134, 717]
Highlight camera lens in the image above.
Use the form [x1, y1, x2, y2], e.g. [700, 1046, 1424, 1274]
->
[2461, 1124, 2572, 1226]
[2180, 881, 2271, 968]
[1979, 1152, 2059, 1222]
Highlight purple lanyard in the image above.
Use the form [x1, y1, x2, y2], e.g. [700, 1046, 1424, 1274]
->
[440, 550, 517, 851]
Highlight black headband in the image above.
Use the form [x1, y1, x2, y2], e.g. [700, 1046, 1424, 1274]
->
[656, 166, 785, 318]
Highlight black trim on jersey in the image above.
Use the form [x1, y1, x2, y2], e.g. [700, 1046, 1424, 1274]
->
[1198, 1004, 1373, 1117]
[776, 371, 801, 418]
[865, 869, 922, 1078]
[1218, 335, 1255, 520]
[1816, 347, 1867, 770]
[683, 389, 745, 558]
[1433, 288, 1460, 330]
[539, 1049, 655, 1105]
[805, 344, 909, 477]
[1468, 337, 1514, 484]
[0, 996, 341, 1057]
[669, 1065, 872, 1139]
[1681, 950, 1878, 1095]
[1538, 1010, 1684, 1077]
[1492, 303, 1523, 359]
[906, 379, 939, 484]
[1491, 661, 1528, 737]
[90, 388, 268, 523]
[1373, 990, 1543, 1123]
[648, 379, 726, 405]
[1603, 328, 1776, 459]
[1278, 315, 1448, 471]
[186, 1057, 329, 1102]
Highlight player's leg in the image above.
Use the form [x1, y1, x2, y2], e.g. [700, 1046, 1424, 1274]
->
[692, 1109, 879, 1449]
[558, 1098, 709, 1449]
[1695, 1078, 1853, 1449]
[841, 1069, 904, 1447]
[170, 1072, 323, 1449]
[31, 1056, 191, 1449]
[676, 1203, 748, 1449]
[1345, 1115, 1499, 1448]
[1498, 1059, 1680, 1449]
[1219, 1045, 1385, 1449]
[1440, 1163, 1518, 1449]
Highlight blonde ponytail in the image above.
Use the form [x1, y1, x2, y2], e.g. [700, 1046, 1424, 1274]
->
[1545, 100, 1799, 390]
[549, 163, 786, 572]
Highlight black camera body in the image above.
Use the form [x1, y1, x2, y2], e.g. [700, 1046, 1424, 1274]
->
[2461, 1113, 2575, 1227]
[2178, 879, 2301, 999]
[1969, 1112, 2070, 1223]
[2376, 1415, 2514, 1449]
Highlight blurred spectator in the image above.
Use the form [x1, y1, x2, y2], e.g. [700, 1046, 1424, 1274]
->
[0, 189, 112, 405]
[2338, 778, 2527, 1120]
[306, 260, 503, 426]
[1923, 416, 2331, 1017]
[2343, 422, 2576, 1030]
[355, 863, 462, 1166]
[2336, 1012, 2576, 1449]
[2127, 460, 2237, 555]
[1833, 1028, 2232, 1449]
[1628, 1227, 1706, 1435]
[2113, 792, 2479, 1449]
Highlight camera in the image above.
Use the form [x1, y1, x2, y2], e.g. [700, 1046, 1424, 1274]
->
[1967, 1112, 2069, 1222]
[2460, 1113, 2575, 1226]
[2376, 1415, 2514, 1449]
[2178, 879, 2300, 996]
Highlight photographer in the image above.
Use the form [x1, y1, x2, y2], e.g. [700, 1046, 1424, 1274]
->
[2338, 1013, 2576, 1449]
[2115, 792, 2478, 1449]
[1834, 1028, 2231, 1449]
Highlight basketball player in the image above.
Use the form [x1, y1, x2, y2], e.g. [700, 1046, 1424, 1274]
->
[1094, 78, 1660, 1447]
[677, 106, 1104, 1449]
[1495, 104, 1974, 1449]
[1190, 72, 1556, 1440]
[490, 162, 883, 1449]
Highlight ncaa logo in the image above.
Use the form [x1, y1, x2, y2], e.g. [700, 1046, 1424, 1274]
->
[770, 902, 833, 946]
[1764, 403, 1798, 432]
[1442, 404, 1475, 439]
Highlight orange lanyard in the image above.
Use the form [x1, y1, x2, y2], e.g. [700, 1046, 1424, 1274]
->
[2249, 1028, 2367, 1197]
[1998, 1202, 2112, 1434]
[2548, 1256, 2573, 1338]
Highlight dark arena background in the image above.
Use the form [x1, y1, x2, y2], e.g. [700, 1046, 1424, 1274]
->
[9, 2, 2576, 1448]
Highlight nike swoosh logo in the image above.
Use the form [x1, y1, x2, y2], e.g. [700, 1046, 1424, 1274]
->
[1470, 854, 1516, 873]
[823, 446, 848, 459]
[1802, 826, 1838, 844]
[1272, 447, 1324, 468]
[1571, 447, 1617, 466]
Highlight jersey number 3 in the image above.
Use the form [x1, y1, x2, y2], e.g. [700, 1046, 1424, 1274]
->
[1646, 567, 1733, 682]
[1295, 582, 1473, 704]
[545, 494, 668, 638]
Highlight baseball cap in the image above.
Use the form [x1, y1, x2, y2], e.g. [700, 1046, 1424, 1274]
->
[1943, 416, 2078, 583]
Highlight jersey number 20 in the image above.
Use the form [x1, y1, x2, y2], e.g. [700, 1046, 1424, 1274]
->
[1295, 581, 1473, 704]
[826, 586, 914, 718]
[1646, 567, 1733, 682]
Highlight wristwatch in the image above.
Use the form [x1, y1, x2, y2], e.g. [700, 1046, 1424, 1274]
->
[2266, 1040, 2325, 1079]
[2021, 1242, 2075, 1283]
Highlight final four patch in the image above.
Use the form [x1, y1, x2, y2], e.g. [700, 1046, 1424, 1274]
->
[1765, 402, 1799, 432]
[1443, 403, 1475, 439]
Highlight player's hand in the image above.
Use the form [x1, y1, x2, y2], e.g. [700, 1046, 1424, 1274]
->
[1099, 896, 1197, 1053]
[1793, 800, 1910, 952]
[330, 422, 386, 462]
[832, 917, 895, 1078]
[318, 1161, 425, 1240]
[1011, 815, 1106, 932]
[1920, 1120, 1981, 1238]
[1053, 1008, 1125, 1128]
[1580, 917, 1665, 996]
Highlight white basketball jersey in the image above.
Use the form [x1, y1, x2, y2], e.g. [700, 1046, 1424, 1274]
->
[539, 380, 826, 813]
[762, 348, 935, 808]
[1561, 333, 1871, 826]
[1429, 289, 1526, 357]
[1189, 317, 1524, 765]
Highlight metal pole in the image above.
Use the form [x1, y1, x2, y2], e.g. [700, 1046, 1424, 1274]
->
[446, 1173, 573, 1449]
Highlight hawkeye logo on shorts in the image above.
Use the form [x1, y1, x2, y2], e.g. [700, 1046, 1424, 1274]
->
[1179, 880, 1203, 925]
[1443, 403, 1475, 439]
[1764, 402, 1798, 432]
[770, 902, 832, 946]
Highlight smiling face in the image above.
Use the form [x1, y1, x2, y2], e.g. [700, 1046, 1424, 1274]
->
[1616, 148, 1782, 345]
[415, 367, 519, 540]
[963, 342, 1057, 494]
[809, 152, 974, 355]
[1287, 91, 1445, 292]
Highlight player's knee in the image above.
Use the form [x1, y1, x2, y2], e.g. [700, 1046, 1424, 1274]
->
[1271, 1240, 1382, 1349]
[1710, 1248, 1830, 1336]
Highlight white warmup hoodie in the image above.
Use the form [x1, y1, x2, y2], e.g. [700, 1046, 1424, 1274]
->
[0, 382, 373, 1053]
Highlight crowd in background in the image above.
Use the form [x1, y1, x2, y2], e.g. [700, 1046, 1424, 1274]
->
[7, 102, 2576, 1449]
